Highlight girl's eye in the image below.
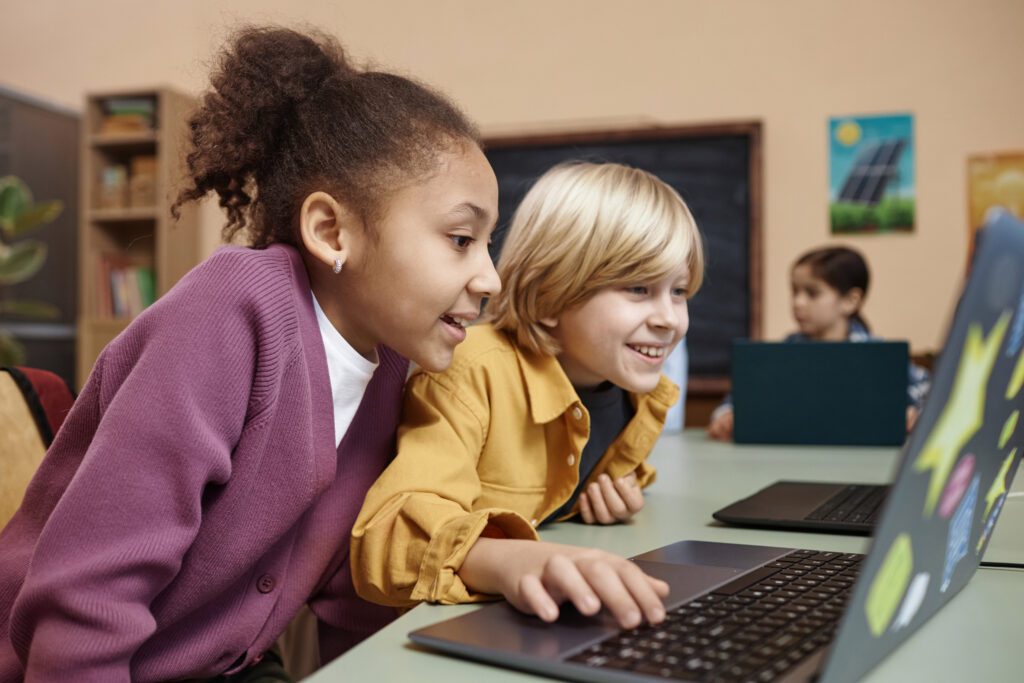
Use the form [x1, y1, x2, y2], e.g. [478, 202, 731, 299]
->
[626, 286, 648, 295]
[672, 287, 689, 298]
[450, 235, 474, 249]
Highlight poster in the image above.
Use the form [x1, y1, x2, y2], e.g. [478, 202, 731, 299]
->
[829, 113, 915, 234]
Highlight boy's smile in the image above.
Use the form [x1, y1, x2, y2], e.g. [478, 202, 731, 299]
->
[548, 265, 690, 393]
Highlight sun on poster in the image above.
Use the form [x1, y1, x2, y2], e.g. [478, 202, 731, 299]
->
[829, 113, 915, 234]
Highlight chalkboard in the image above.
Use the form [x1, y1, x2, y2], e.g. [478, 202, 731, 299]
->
[484, 123, 762, 381]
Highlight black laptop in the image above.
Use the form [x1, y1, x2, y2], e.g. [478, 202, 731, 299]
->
[731, 340, 908, 447]
[712, 480, 888, 535]
[407, 211, 1024, 683]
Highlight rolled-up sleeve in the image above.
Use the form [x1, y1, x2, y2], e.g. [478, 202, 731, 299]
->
[351, 370, 538, 607]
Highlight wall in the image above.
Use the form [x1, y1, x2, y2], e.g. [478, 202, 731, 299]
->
[2, 0, 1023, 351]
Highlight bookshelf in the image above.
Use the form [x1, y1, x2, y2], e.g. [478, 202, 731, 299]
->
[76, 87, 201, 388]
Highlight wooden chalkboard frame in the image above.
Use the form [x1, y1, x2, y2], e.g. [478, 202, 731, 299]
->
[483, 121, 763, 395]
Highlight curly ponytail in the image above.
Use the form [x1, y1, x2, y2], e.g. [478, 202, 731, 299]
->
[173, 26, 479, 248]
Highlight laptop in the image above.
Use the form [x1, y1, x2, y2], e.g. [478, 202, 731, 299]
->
[732, 340, 908, 446]
[711, 481, 888, 535]
[407, 211, 1024, 683]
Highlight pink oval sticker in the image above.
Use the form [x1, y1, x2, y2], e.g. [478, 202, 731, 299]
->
[938, 453, 976, 519]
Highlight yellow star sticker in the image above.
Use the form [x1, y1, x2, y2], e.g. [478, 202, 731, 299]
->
[915, 314, 1010, 516]
[1000, 410, 1020, 449]
[982, 448, 1016, 520]
[1009, 347, 1024, 399]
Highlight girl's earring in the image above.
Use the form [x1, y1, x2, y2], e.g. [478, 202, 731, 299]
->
[333, 258, 343, 274]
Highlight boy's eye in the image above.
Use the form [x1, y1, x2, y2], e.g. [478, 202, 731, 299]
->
[449, 235, 474, 249]
[672, 287, 689, 298]
[626, 286, 648, 295]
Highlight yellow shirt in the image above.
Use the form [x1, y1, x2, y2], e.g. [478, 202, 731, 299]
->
[351, 324, 679, 607]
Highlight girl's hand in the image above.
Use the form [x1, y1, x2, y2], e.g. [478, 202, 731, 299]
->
[707, 408, 734, 441]
[460, 538, 669, 629]
[578, 472, 644, 524]
[906, 406, 920, 433]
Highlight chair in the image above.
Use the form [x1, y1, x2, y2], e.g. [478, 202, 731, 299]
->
[0, 367, 74, 527]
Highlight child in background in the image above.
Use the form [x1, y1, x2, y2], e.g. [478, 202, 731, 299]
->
[0, 27, 500, 682]
[707, 245, 930, 441]
[353, 162, 704, 629]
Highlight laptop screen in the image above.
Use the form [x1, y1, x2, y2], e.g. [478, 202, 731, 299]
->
[731, 340, 908, 446]
[820, 211, 1024, 683]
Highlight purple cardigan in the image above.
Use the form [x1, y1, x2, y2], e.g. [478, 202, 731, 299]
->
[0, 245, 406, 681]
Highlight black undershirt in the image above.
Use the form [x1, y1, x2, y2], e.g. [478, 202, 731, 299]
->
[545, 382, 634, 523]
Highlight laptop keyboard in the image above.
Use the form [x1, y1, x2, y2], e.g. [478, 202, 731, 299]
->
[804, 485, 887, 525]
[567, 549, 863, 682]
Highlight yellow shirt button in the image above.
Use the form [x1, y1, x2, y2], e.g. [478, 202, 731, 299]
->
[531, 518, 539, 527]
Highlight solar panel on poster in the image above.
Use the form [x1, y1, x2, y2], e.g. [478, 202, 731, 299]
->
[837, 139, 905, 205]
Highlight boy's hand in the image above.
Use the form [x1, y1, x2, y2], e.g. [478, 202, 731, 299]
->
[706, 408, 734, 441]
[578, 472, 644, 524]
[460, 538, 669, 629]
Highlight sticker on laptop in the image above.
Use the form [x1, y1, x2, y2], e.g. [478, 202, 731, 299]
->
[938, 453, 975, 519]
[893, 572, 930, 631]
[865, 532, 913, 637]
[915, 315, 1009, 517]
[941, 474, 979, 592]
[977, 449, 1017, 553]
[998, 410, 1019, 448]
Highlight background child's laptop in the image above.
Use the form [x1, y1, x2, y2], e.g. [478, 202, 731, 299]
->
[407, 211, 1024, 683]
[731, 340, 908, 446]
[713, 480, 888, 534]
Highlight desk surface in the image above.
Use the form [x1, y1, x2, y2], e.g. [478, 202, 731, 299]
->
[309, 430, 1023, 682]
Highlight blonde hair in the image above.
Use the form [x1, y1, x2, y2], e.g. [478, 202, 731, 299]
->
[487, 161, 704, 356]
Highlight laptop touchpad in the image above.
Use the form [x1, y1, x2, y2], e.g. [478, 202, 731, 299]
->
[630, 560, 744, 607]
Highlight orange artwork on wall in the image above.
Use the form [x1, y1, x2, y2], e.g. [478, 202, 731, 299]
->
[967, 153, 1024, 266]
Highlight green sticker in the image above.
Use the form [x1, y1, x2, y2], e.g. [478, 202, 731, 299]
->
[865, 533, 913, 637]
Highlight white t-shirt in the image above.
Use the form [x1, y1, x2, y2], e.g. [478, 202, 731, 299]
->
[312, 292, 378, 447]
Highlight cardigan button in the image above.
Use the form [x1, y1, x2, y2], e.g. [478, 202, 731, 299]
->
[566, 453, 576, 466]
[257, 574, 276, 594]
[531, 518, 538, 527]
[571, 406, 583, 420]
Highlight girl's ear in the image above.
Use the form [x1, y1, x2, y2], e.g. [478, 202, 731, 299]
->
[539, 316, 558, 329]
[839, 287, 864, 317]
[298, 191, 362, 271]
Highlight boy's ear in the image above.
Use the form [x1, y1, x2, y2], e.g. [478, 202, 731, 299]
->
[298, 191, 361, 271]
[539, 316, 558, 329]
[840, 287, 864, 316]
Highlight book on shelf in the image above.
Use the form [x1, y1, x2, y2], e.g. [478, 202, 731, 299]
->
[96, 253, 156, 319]
[99, 96, 157, 135]
[98, 164, 129, 209]
[129, 155, 157, 207]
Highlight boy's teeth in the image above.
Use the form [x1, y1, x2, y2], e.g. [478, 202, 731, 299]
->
[630, 344, 665, 358]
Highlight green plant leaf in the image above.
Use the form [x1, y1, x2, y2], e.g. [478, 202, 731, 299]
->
[0, 176, 32, 232]
[0, 299, 60, 319]
[0, 331, 26, 366]
[0, 240, 48, 285]
[9, 200, 63, 238]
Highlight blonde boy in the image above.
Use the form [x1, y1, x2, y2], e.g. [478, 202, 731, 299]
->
[353, 162, 704, 629]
